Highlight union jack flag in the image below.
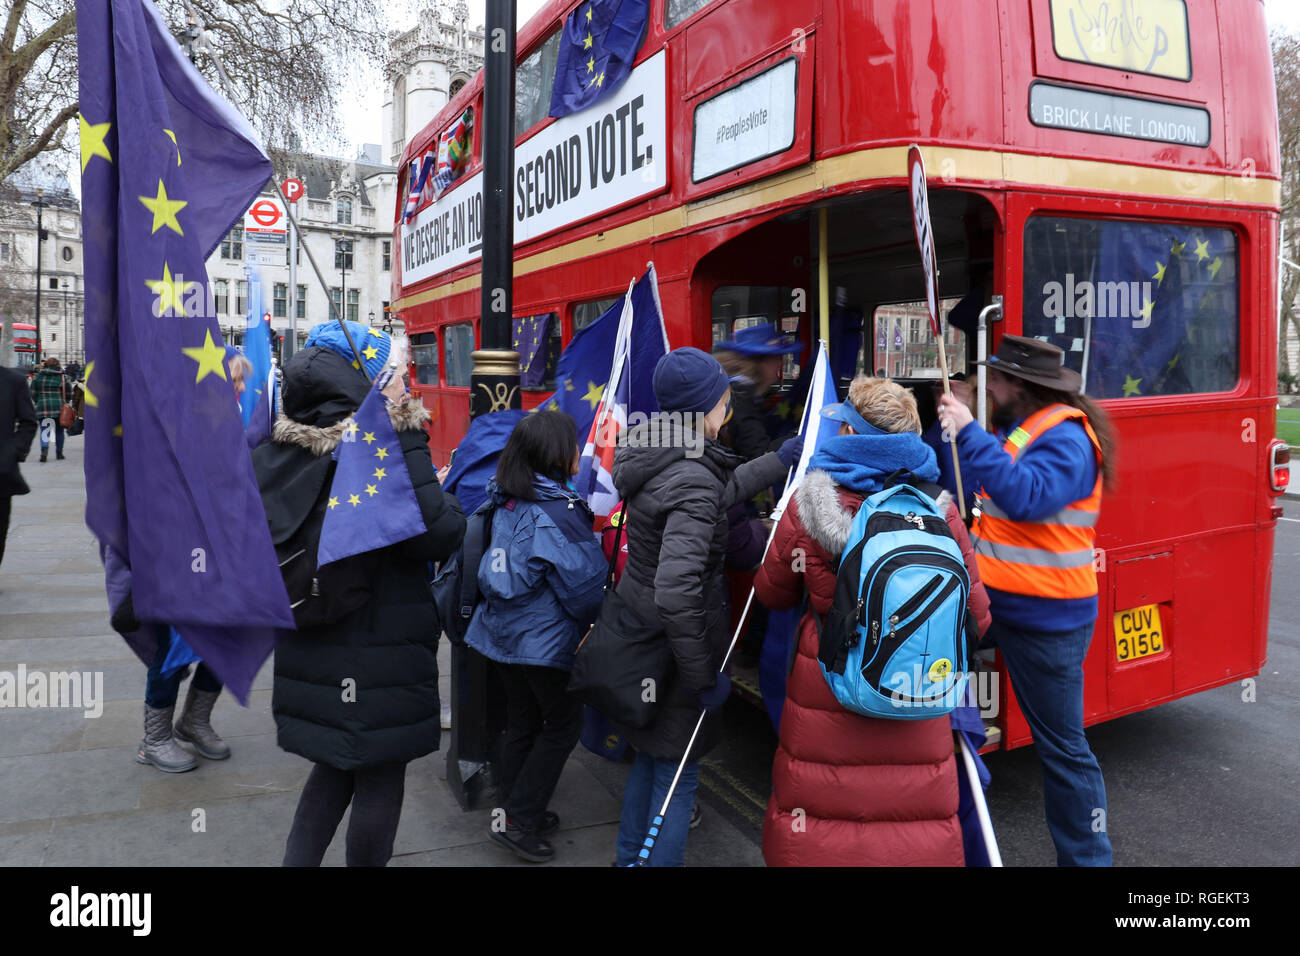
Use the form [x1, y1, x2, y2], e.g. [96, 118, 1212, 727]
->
[403, 149, 434, 222]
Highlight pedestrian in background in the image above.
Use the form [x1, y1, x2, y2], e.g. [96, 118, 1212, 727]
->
[260, 323, 464, 867]
[938, 334, 1116, 867]
[1, 363, 38, 570]
[610, 347, 797, 866]
[756, 377, 990, 866]
[465, 410, 608, 863]
[29, 357, 69, 462]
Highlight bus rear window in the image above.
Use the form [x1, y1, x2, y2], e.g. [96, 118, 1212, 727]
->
[444, 323, 476, 387]
[1022, 216, 1238, 399]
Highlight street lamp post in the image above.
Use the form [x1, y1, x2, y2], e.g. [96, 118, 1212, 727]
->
[32, 188, 49, 364]
[368, 310, 375, 327]
[336, 237, 352, 324]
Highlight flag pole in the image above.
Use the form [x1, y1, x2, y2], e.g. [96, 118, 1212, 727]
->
[934, 329, 966, 517]
[959, 733, 1003, 866]
[198, 38, 372, 383]
[630, 340, 828, 865]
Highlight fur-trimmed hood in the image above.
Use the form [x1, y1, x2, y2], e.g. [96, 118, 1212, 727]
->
[270, 397, 431, 457]
[794, 468, 952, 556]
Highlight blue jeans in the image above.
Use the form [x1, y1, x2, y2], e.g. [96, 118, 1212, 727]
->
[990, 618, 1112, 866]
[144, 636, 221, 709]
[615, 750, 699, 867]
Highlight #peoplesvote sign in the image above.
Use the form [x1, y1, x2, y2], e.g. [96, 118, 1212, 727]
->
[401, 50, 668, 285]
[908, 145, 941, 339]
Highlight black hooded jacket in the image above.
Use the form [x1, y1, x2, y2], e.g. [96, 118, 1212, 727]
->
[254, 346, 465, 770]
[610, 417, 786, 760]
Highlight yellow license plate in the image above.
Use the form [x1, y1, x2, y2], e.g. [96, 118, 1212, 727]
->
[1113, 604, 1165, 663]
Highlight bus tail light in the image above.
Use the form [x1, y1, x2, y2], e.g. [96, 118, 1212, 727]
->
[1270, 440, 1290, 493]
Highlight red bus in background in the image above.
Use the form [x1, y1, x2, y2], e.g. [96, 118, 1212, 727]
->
[391, 0, 1283, 749]
[2, 321, 38, 368]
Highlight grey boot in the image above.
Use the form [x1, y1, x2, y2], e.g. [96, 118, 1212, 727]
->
[137, 703, 198, 773]
[174, 686, 231, 760]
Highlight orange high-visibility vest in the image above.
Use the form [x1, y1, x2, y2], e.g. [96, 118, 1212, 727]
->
[969, 403, 1103, 599]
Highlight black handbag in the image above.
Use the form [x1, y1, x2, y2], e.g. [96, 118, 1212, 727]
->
[566, 505, 673, 729]
[566, 587, 673, 729]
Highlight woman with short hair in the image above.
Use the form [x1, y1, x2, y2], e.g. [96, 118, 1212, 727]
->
[756, 376, 991, 866]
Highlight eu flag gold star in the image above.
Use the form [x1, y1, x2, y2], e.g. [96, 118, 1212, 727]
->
[1137, 299, 1154, 323]
[586, 5, 592, 20]
[163, 128, 181, 166]
[373, 466, 387, 480]
[79, 115, 112, 173]
[587, 55, 595, 73]
[146, 262, 192, 316]
[1122, 374, 1142, 397]
[584, 32, 593, 49]
[82, 360, 99, 407]
[596, 70, 605, 87]
[1170, 239, 1186, 258]
[1194, 238, 1210, 261]
[363, 345, 378, 360]
[1208, 256, 1223, 279]
[182, 329, 228, 384]
[1153, 261, 1166, 284]
[375, 447, 389, 460]
[367, 327, 385, 338]
[363, 431, 376, 444]
[328, 496, 340, 510]
[348, 493, 361, 507]
[583, 380, 604, 409]
[365, 483, 379, 497]
[546, 399, 559, 410]
[139, 180, 187, 236]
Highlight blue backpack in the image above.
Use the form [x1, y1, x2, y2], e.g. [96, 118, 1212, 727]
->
[816, 480, 972, 719]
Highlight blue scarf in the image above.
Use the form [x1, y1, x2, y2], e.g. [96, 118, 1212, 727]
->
[807, 431, 940, 495]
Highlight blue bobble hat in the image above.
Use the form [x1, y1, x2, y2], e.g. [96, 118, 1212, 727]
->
[715, 323, 803, 356]
[821, 399, 887, 436]
[305, 320, 392, 380]
[652, 347, 731, 415]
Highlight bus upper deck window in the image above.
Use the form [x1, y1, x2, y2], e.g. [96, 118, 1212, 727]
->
[515, 29, 562, 136]
[1021, 216, 1238, 399]
[666, 0, 721, 29]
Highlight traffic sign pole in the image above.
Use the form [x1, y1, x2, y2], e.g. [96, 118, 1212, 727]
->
[281, 178, 304, 364]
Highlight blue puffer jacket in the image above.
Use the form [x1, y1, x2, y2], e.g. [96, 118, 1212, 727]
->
[464, 476, 609, 670]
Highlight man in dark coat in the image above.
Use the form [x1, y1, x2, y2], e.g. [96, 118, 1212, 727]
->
[254, 325, 465, 867]
[611, 347, 797, 865]
[1, 364, 38, 569]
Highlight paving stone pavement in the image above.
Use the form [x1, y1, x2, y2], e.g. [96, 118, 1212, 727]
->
[0, 438, 762, 867]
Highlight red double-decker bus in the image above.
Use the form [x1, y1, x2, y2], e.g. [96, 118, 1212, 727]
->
[1, 321, 38, 368]
[391, 0, 1283, 748]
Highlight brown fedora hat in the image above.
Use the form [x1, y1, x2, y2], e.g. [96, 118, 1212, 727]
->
[974, 334, 1082, 393]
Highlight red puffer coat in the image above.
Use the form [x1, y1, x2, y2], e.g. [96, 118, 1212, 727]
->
[755, 470, 991, 866]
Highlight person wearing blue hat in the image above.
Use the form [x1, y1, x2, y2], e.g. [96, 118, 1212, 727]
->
[713, 323, 803, 462]
[609, 347, 801, 866]
[305, 320, 392, 382]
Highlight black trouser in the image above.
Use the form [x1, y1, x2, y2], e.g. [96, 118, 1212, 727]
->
[282, 761, 407, 867]
[494, 662, 583, 831]
[0, 495, 10, 569]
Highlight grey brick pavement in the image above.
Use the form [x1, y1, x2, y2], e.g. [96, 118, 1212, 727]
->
[0, 437, 762, 867]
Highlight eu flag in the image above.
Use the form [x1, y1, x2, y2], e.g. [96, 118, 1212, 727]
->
[548, 0, 650, 119]
[317, 379, 427, 566]
[78, 0, 294, 703]
[442, 409, 529, 517]
[545, 277, 666, 441]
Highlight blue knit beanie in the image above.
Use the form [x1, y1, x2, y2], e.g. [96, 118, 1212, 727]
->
[653, 347, 730, 415]
[305, 320, 391, 380]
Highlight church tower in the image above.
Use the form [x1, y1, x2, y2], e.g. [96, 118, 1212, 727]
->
[382, 1, 485, 166]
